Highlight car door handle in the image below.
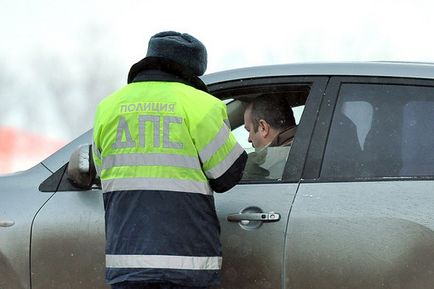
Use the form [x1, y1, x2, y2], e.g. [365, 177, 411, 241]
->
[0, 220, 15, 227]
[227, 212, 280, 222]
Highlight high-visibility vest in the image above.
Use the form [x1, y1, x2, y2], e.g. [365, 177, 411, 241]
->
[92, 81, 243, 195]
[91, 80, 244, 286]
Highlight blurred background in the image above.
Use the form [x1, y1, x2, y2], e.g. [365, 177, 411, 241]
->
[1, 0, 434, 173]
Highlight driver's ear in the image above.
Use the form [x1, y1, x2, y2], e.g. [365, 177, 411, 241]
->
[258, 119, 270, 137]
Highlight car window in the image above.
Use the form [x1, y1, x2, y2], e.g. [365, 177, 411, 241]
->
[321, 82, 434, 179]
[210, 80, 314, 183]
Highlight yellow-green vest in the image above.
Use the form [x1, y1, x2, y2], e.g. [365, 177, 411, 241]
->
[92, 81, 243, 195]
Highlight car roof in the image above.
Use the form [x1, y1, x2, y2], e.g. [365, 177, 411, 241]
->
[201, 61, 434, 85]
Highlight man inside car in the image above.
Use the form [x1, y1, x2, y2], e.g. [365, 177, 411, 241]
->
[242, 95, 297, 180]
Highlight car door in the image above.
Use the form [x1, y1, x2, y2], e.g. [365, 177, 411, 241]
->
[286, 77, 434, 289]
[30, 130, 109, 289]
[209, 76, 327, 289]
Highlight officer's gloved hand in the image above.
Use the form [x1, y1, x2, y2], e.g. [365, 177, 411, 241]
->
[67, 144, 97, 188]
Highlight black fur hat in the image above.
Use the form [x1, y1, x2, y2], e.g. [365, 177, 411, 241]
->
[146, 31, 207, 76]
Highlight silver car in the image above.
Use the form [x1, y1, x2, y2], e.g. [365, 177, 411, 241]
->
[2, 62, 434, 289]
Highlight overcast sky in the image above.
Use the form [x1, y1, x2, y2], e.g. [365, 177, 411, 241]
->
[1, 0, 434, 142]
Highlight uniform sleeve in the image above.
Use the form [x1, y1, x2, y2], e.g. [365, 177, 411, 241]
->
[193, 101, 247, 193]
[208, 150, 247, 193]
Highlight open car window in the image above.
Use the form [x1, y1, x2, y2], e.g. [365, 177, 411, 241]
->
[211, 80, 311, 183]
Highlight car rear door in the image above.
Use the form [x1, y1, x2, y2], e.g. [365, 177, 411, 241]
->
[210, 76, 327, 289]
[286, 77, 434, 289]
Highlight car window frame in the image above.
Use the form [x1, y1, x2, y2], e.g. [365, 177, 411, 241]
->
[208, 76, 329, 183]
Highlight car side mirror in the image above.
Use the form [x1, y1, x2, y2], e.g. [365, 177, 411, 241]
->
[67, 144, 100, 189]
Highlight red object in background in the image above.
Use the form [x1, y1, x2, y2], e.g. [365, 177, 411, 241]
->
[0, 127, 66, 174]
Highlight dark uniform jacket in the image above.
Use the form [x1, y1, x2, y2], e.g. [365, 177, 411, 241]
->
[102, 57, 247, 286]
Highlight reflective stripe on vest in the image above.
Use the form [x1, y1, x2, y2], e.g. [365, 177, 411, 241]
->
[204, 143, 245, 179]
[102, 177, 213, 195]
[106, 254, 222, 270]
[102, 153, 201, 170]
[199, 124, 230, 163]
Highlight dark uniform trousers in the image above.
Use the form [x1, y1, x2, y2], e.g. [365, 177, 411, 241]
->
[111, 282, 208, 289]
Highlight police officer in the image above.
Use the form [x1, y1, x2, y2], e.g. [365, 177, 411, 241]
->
[92, 31, 247, 289]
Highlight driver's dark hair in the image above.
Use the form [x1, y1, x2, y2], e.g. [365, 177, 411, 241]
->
[250, 95, 296, 133]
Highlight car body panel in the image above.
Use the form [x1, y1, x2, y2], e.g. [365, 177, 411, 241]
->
[287, 181, 434, 289]
[31, 129, 105, 288]
[31, 188, 107, 289]
[0, 164, 53, 289]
